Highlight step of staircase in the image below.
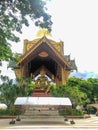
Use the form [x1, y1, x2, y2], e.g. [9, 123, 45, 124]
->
[20, 106, 64, 120]
[20, 115, 64, 123]
[24, 110, 59, 116]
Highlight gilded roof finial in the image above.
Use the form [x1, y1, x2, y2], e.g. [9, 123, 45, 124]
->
[36, 28, 52, 37]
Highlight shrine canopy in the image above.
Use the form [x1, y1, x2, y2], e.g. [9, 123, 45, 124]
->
[14, 97, 72, 106]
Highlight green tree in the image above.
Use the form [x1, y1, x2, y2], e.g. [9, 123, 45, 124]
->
[16, 77, 35, 96]
[66, 77, 87, 104]
[87, 78, 98, 103]
[0, 76, 35, 110]
[0, 76, 17, 108]
[51, 83, 87, 107]
[0, 0, 52, 64]
[79, 79, 93, 104]
[67, 77, 91, 104]
[50, 84, 67, 97]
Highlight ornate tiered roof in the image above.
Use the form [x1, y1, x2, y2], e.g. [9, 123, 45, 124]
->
[10, 31, 77, 87]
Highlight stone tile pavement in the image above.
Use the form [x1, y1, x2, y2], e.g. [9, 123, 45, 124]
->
[0, 115, 98, 130]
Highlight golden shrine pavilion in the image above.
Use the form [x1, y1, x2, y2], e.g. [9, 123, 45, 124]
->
[12, 30, 77, 96]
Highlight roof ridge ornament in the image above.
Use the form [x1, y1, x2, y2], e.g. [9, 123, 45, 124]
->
[36, 28, 52, 37]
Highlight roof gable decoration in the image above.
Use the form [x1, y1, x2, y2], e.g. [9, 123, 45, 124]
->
[23, 37, 64, 55]
[18, 36, 71, 68]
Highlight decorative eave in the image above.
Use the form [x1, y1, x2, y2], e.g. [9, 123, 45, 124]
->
[17, 36, 71, 69]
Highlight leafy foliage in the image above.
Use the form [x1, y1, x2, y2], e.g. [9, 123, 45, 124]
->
[0, 76, 35, 110]
[0, 0, 52, 64]
[0, 76, 17, 108]
[87, 78, 98, 102]
[1, 76, 98, 115]
[51, 83, 87, 106]
[51, 77, 98, 108]
[16, 77, 35, 96]
[66, 77, 90, 105]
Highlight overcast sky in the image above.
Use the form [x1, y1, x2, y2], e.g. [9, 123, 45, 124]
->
[1, 0, 98, 80]
[47, 0, 98, 73]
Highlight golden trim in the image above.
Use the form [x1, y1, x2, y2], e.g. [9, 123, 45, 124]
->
[18, 36, 70, 68]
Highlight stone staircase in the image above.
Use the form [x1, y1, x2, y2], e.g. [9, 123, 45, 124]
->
[20, 106, 64, 121]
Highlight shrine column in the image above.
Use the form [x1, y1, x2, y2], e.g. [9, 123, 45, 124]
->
[21, 64, 29, 77]
[14, 68, 22, 78]
[65, 70, 71, 83]
[61, 68, 71, 85]
[61, 68, 66, 85]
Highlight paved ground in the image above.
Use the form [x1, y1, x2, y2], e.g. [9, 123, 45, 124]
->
[0, 115, 98, 130]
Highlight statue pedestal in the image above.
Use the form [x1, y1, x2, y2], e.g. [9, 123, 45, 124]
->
[32, 87, 51, 97]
